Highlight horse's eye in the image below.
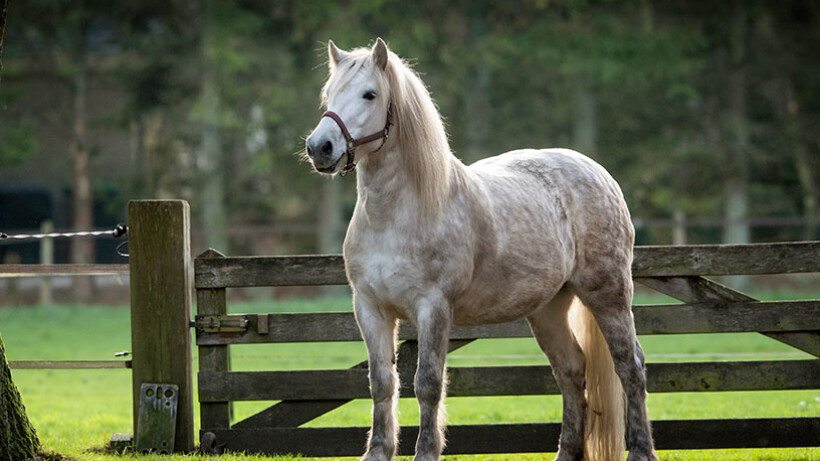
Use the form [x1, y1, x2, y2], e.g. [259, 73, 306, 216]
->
[363, 91, 377, 100]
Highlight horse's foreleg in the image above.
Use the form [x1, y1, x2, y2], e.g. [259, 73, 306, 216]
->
[413, 298, 451, 461]
[527, 288, 586, 461]
[356, 301, 400, 461]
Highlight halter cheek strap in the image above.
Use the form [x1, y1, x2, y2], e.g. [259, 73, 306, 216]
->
[321, 103, 394, 175]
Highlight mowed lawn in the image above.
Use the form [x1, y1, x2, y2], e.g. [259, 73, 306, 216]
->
[1, 291, 818, 461]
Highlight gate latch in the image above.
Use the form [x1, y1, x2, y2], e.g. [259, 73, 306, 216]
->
[192, 314, 249, 333]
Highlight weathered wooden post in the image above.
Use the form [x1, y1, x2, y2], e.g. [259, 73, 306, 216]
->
[128, 200, 194, 452]
[196, 249, 231, 453]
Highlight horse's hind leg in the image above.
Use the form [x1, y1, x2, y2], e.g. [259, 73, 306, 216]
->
[574, 274, 658, 461]
[527, 287, 586, 461]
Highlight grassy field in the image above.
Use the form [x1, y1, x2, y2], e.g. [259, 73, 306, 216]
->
[1, 291, 818, 461]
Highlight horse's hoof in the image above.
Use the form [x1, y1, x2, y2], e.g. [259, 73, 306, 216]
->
[553, 449, 583, 461]
[361, 456, 388, 461]
[626, 451, 659, 461]
[361, 449, 392, 461]
[555, 448, 584, 461]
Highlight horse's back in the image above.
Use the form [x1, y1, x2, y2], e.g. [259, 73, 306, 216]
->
[471, 148, 620, 194]
[468, 147, 634, 279]
[470, 148, 630, 222]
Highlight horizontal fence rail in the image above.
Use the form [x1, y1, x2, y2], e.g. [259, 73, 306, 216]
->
[0, 264, 129, 278]
[9, 360, 132, 369]
[196, 255, 345, 288]
[206, 418, 820, 456]
[198, 359, 819, 402]
[631, 241, 820, 276]
[195, 241, 820, 288]
[194, 300, 820, 345]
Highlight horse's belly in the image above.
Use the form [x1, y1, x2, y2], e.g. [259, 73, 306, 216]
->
[452, 265, 566, 326]
[451, 213, 573, 325]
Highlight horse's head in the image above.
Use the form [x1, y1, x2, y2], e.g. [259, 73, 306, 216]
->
[305, 38, 393, 175]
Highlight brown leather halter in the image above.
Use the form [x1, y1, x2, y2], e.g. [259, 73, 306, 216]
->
[321, 103, 393, 175]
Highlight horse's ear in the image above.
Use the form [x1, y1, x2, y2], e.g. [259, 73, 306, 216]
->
[328, 40, 348, 69]
[372, 38, 388, 71]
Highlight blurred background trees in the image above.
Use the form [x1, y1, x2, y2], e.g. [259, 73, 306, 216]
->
[0, 0, 818, 264]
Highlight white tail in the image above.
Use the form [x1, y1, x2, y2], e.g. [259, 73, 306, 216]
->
[569, 299, 626, 461]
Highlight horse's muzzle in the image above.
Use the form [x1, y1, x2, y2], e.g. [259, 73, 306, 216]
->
[306, 137, 342, 173]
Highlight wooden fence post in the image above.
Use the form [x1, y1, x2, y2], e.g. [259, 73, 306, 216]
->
[128, 200, 194, 453]
[197, 249, 232, 448]
[39, 220, 54, 305]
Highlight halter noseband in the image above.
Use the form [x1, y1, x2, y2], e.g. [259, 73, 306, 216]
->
[321, 103, 393, 175]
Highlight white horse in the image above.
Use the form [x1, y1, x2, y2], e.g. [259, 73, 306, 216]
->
[305, 38, 657, 461]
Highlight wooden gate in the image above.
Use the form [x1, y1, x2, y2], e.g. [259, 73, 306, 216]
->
[194, 242, 820, 456]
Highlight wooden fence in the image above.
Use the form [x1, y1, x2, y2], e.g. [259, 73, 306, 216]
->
[1, 259, 131, 371]
[193, 240, 820, 455]
[1, 201, 195, 452]
[8, 201, 817, 456]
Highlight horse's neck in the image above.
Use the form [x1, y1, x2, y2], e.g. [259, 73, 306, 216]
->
[354, 146, 459, 229]
[355, 147, 417, 226]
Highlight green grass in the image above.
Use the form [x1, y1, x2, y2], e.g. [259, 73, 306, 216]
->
[1, 291, 818, 461]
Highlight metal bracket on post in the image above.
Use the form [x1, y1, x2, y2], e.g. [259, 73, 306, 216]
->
[136, 383, 179, 455]
[192, 314, 249, 333]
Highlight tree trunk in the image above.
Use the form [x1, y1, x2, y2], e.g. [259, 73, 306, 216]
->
[723, 0, 750, 290]
[640, 0, 654, 32]
[462, 63, 491, 162]
[0, 333, 40, 461]
[755, 3, 818, 241]
[461, 3, 490, 163]
[793, 132, 818, 240]
[70, 56, 95, 302]
[317, 179, 344, 296]
[317, 179, 342, 255]
[0, 0, 8, 82]
[572, 78, 597, 155]
[200, 0, 228, 251]
[132, 112, 168, 198]
[673, 209, 687, 245]
[780, 80, 818, 241]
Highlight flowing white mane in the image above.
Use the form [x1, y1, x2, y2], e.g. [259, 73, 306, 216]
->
[325, 46, 454, 216]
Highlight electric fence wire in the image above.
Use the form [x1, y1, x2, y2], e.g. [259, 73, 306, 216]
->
[0, 223, 129, 257]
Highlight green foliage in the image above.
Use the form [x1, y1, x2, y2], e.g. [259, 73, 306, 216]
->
[0, 87, 38, 166]
[1, 1, 819, 247]
[0, 121, 37, 167]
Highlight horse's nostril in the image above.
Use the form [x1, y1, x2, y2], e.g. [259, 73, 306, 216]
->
[306, 142, 315, 157]
[321, 140, 333, 155]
